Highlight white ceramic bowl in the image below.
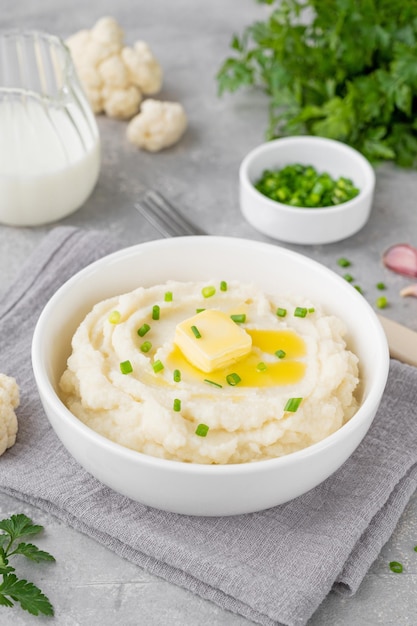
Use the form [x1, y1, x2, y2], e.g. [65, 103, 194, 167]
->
[239, 136, 375, 245]
[32, 236, 389, 516]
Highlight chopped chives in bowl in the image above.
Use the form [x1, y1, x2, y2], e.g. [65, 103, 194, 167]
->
[108, 310, 121, 324]
[152, 305, 160, 320]
[230, 313, 246, 324]
[284, 397, 303, 412]
[202, 286, 216, 298]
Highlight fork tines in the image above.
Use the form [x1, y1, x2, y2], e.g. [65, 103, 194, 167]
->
[135, 190, 206, 238]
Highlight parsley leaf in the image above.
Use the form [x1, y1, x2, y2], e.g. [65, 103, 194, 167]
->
[0, 514, 55, 617]
[0, 574, 54, 616]
[217, 0, 417, 167]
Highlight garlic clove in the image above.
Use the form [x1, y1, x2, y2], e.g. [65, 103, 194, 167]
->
[400, 284, 417, 298]
[383, 243, 417, 277]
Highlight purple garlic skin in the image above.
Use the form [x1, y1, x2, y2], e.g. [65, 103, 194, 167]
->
[383, 243, 417, 278]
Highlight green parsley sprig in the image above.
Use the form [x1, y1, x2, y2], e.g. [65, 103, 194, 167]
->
[217, 0, 417, 167]
[0, 514, 55, 617]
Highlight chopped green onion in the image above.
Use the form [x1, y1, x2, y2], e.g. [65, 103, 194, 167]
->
[173, 398, 181, 412]
[152, 305, 160, 320]
[220, 280, 228, 291]
[226, 372, 241, 386]
[164, 291, 173, 302]
[152, 359, 164, 373]
[354, 285, 363, 294]
[191, 325, 202, 338]
[204, 379, 223, 388]
[173, 369, 181, 382]
[414, 546, 417, 552]
[284, 397, 303, 412]
[337, 257, 351, 268]
[202, 286, 216, 298]
[108, 310, 121, 324]
[137, 323, 151, 337]
[275, 349, 286, 359]
[195, 423, 209, 437]
[276, 307, 287, 318]
[230, 313, 246, 324]
[376, 282, 386, 290]
[196, 308, 205, 313]
[120, 360, 133, 375]
[344, 273, 354, 283]
[140, 341, 152, 353]
[376, 296, 388, 309]
[308, 307, 315, 313]
[256, 362, 267, 372]
[389, 561, 403, 574]
[294, 307, 307, 318]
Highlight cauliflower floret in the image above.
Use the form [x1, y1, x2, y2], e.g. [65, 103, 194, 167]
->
[122, 42, 163, 95]
[103, 85, 142, 119]
[99, 54, 130, 89]
[126, 99, 187, 152]
[66, 17, 162, 119]
[0, 373, 19, 456]
[91, 16, 124, 51]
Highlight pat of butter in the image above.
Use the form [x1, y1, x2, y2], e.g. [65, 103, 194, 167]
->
[174, 309, 252, 373]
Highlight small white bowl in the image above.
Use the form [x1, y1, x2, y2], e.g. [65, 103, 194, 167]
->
[32, 236, 389, 516]
[239, 136, 375, 245]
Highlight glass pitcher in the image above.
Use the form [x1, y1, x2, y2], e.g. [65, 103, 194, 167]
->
[0, 30, 100, 226]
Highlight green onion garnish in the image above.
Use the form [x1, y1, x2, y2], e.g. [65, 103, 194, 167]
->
[108, 310, 121, 324]
[294, 307, 307, 318]
[120, 360, 133, 375]
[195, 423, 209, 437]
[276, 307, 287, 318]
[230, 314, 246, 324]
[337, 257, 351, 267]
[191, 325, 202, 338]
[164, 291, 173, 302]
[275, 349, 286, 359]
[152, 360, 164, 373]
[196, 308, 205, 313]
[389, 561, 403, 574]
[204, 379, 223, 388]
[226, 372, 241, 386]
[173, 398, 181, 412]
[202, 286, 216, 298]
[414, 546, 417, 552]
[173, 369, 181, 382]
[343, 273, 354, 283]
[137, 323, 151, 337]
[376, 296, 388, 309]
[220, 280, 228, 291]
[354, 285, 363, 294]
[308, 307, 315, 313]
[256, 362, 267, 372]
[376, 282, 386, 290]
[140, 341, 152, 353]
[284, 397, 303, 412]
[152, 305, 160, 320]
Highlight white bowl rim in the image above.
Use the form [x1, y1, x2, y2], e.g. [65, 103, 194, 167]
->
[239, 135, 376, 215]
[32, 235, 389, 477]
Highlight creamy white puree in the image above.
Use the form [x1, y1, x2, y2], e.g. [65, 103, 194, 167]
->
[59, 280, 359, 464]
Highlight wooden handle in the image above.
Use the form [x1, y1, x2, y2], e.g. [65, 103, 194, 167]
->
[377, 314, 417, 367]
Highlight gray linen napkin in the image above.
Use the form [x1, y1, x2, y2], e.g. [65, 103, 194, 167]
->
[1, 226, 417, 626]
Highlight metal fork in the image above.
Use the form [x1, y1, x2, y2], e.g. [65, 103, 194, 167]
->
[135, 189, 206, 237]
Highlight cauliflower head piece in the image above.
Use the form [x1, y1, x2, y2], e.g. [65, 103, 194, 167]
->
[126, 99, 187, 152]
[66, 17, 163, 119]
[0, 373, 19, 456]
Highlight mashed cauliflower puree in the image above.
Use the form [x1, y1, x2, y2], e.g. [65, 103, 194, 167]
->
[59, 280, 359, 464]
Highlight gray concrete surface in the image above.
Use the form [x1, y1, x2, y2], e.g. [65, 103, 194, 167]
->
[1, 1, 417, 624]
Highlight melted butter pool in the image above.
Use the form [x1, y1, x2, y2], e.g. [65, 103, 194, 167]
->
[167, 329, 306, 387]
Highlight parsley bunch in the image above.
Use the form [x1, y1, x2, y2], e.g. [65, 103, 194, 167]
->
[0, 514, 55, 617]
[217, 0, 417, 166]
